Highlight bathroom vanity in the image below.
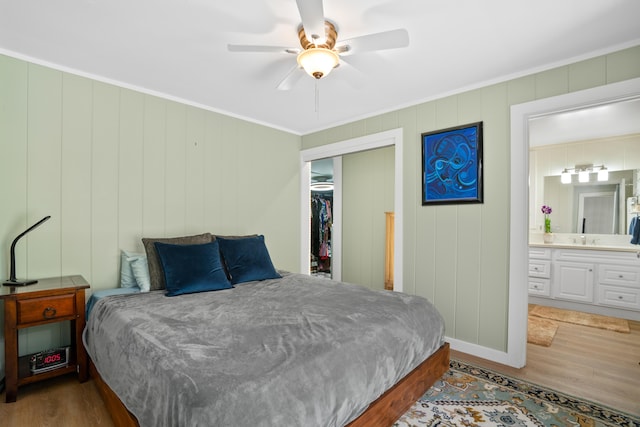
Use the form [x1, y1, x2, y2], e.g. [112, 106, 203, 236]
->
[529, 242, 640, 321]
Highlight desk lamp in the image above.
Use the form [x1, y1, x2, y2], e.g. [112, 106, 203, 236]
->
[3, 215, 51, 286]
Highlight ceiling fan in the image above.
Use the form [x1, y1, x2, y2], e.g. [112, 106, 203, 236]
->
[227, 0, 410, 90]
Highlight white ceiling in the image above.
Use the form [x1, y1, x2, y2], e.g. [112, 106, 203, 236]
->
[1, 0, 640, 135]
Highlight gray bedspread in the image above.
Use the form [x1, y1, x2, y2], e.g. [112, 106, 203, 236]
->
[84, 272, 445, 427]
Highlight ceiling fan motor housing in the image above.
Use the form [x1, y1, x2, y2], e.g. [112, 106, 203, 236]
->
[298, 21, 338, 50]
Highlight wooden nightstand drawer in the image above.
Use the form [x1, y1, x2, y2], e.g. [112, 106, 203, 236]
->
[17, 294, 76, 325]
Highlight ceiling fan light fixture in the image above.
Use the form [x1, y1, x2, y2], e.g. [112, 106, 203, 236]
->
[297, 47, 339, 79]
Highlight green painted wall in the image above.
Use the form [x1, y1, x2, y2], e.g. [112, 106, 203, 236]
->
[0, 55, 301, 363]
[303, 45, 640, 352]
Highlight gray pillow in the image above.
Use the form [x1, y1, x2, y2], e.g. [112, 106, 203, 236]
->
[142, 233, 213, 290]
[212, 234, 258, 240]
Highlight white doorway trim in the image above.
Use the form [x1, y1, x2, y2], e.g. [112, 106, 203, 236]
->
[300, 128, 404, 291]
[509, 77, 640, 368]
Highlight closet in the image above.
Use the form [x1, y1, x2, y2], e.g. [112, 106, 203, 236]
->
[311, 193, 332, 276]
[310, 158, 334, 278]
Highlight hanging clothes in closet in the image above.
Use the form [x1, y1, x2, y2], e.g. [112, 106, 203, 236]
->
[311, 194, 332, 273]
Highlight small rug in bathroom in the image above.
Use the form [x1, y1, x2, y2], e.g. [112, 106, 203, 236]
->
[394, 359, 640, 427]
[530, 304, 630, 333]
[527, 315, 558, 346]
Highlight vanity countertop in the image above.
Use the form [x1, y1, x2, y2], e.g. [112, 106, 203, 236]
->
[529, 242, 640, 253]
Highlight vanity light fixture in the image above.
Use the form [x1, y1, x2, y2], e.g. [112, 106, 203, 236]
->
[559, 164, 608, 184]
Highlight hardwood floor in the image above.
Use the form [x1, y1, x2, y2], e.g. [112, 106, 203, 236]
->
[0, 373, 114, 426]
[1, 319, 638, 425]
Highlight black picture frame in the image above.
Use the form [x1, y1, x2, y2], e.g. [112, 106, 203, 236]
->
[421, 122, 483, 205]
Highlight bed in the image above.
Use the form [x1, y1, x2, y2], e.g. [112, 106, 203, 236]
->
[83, 234, 448, 427]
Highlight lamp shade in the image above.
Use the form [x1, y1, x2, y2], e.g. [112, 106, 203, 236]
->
[561, 169, 572, 184]
[297, 48, 339, 79]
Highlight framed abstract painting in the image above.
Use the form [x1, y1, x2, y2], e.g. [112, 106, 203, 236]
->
[421, 122, 483, 205]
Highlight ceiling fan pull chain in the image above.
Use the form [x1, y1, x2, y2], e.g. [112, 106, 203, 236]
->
[315, 81, 320, 117]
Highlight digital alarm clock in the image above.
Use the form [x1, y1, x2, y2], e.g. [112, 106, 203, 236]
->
[29, 347, 70, 374]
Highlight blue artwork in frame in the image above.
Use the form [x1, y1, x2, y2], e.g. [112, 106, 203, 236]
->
[421, 122, 483, 205]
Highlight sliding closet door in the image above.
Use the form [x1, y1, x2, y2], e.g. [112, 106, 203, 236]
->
[342, 146, 394, 291]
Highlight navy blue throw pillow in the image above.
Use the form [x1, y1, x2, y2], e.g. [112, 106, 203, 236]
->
[217, 235, 281, 284]
[154, 240, 232, 296]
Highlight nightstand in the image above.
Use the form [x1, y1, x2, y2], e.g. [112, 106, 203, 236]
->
[1, 275, 90, 402]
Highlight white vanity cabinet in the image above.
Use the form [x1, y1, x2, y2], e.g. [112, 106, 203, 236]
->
[553, 261, 594, 302]
[529, 246, 640, 321]
[528, 248, 551, 296]
[597, 264, 640, 310]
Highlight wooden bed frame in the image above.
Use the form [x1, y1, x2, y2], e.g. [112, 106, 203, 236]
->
[90, 342, 449, 427]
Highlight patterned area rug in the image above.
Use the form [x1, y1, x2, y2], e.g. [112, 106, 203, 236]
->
[395, 360, 640, 427]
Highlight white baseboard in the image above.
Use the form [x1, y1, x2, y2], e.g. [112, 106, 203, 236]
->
[445, 336, 519, 367]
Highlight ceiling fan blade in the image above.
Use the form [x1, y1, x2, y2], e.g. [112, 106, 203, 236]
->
[295, 0, 326, 43]
[276, 65, 304, 91]
[228, 44, 299, 54]
[337, 28, 409, 55]
[336, 58, 366, 90]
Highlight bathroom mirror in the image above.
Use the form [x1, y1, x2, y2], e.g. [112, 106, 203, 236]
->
[529, 96, 640, 235]
[543, 170, 634, 234]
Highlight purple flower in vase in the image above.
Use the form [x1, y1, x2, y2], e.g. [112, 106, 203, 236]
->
[541, 205, 552, 233]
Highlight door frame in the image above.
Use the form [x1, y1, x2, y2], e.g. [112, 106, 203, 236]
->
[577, 191, 617, 234]
[509, 77, 640, 368]
[300, 128, 404, 290]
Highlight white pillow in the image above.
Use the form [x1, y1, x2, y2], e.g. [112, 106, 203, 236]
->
[130, 256, 151, 292]
[120, 250, 146, 288]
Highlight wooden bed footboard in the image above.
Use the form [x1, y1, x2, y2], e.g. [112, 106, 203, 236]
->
[347, 342, 449, 427]
[90, 342, 450, 427]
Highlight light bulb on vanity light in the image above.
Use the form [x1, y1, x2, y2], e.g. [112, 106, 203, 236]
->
[560, 169, 572, 184]
[597, 166, 609, 181]
[578, 169, 590, 183]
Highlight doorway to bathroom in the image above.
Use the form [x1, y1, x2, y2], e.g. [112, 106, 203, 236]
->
[509, 77, 640, 368]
